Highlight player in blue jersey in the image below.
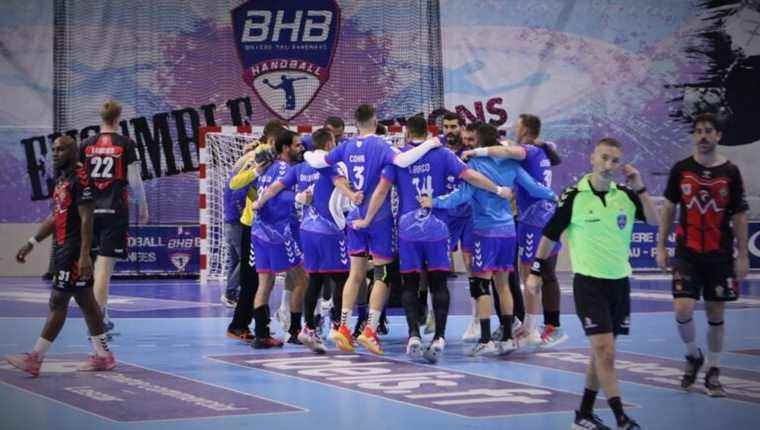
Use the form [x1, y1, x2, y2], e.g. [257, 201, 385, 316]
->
[422, 123, 556, 356]
[248, 130, 306, 349]
[301, 116, 346, 151]
[359, 116, 510, 362]
[463, 114, 566, 349]
[254, 128, 362, 353]
[302, 104, 445, 354]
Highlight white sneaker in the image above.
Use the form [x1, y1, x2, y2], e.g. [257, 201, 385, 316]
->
[517, 327, 542, 349]
[462, 318, 481, 343]
[539, 325, 569, 349]
[469, 341, 498, 357]
[496, 339, 518, 355]
[512, 318, 524, 338]
[297, 327, 327, 354]
[276, 307, 290, 332]
[424, 310, 436, 335]
[406, 336, 423, 359]
[423, 338, 445, 363]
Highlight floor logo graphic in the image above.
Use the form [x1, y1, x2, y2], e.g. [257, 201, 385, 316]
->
[232, 0, 341, 121]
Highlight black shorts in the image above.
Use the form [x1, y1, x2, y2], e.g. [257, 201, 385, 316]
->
[52, 251, 93, 291]
[92, 216, 129, 259]
[573, 273, 631, 336]
[672, 257, 738, 302]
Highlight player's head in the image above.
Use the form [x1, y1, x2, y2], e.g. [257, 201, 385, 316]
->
[516, 114, 541, 143]
[375, 123, 388, 135]
[52, 135, 77, 170]
[263, 119, 286, 145]
[354, 104, 377, 131]
[100, 100, 122, 126]
[691, 112, 721, 155]
[275, 129, 303, 162]
[405, 115, 428, 140]
[442, 111, 464, 142]
[462, 122, 479, 148]
[591, 138, 623, 182]
[324, 116, 345, 141]
[476, 123, 499, 148]
[311, 128, 336, 151]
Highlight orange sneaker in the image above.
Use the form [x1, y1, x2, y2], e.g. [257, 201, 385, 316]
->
[331, 324, 355, 352]
[357, 325, 384, 355]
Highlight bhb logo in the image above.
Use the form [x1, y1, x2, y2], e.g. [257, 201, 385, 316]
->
[232, 0, 341, 121]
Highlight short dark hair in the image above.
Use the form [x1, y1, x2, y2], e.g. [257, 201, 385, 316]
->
[275, 129, 298, 154]
[263, 119, 286, 140]
[596, 137, 622, 149]
[693, 112, 721, 132]
[324, 116, 345, 129]
[442, 111, 464, 125]
[375, 123, 388, 136]
[311, 128, 334, 150]
[406, 115, 428, 138]
[476, 123, 499, 147]
[519, 114, 541, 137]
[354, 104, 375, 123]
[464, 122, 480, 133]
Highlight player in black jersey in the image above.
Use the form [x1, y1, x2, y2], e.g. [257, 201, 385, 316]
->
[80, 100, 149, 334]
[7, 136, 116, 377]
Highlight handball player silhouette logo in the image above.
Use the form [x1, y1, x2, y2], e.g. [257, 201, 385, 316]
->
[232, 0, 341, 121]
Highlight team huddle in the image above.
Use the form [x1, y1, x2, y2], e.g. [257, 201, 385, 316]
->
[8, 100, 749, 430]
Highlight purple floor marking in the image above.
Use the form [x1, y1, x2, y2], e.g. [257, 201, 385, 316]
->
[0, 354, 303, 422]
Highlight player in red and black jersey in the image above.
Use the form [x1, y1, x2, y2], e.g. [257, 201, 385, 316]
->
[79, 100, 149, 334]
[6, 136, 116, 377]
[657, 113, 749, 397]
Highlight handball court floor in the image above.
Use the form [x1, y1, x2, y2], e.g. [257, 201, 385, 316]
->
[1, 273, 759, 429]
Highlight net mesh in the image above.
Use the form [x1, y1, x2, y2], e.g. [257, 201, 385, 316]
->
[202, 128, 407, 282]
[54, 0, 443, 228]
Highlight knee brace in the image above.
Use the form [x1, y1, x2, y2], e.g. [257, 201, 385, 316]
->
[469, 277, 490, 299]
[373, 263, 392, 285]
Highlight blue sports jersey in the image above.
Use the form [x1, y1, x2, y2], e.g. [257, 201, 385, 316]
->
[300, 165, 344, 235]
[516, 144, 557, 226]
[255, 160, 296, 229]
[433, 157, 555, 235]
[223, 171, 248, 224]
[325, 134, 398, 222]
[438, 134, 471, 220]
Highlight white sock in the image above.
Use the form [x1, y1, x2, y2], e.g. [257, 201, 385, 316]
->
[32, 337, 52, 357]
[707, 320, 724, 368]
[90, 333, 111, 357]
[706, 351, 721, 368]
[340, 308, 352, 327]
[525, 314, 540, 332]
[280, 290, 292, 310]
[368, 309, 382, 330]
[685, 342, 699, 358]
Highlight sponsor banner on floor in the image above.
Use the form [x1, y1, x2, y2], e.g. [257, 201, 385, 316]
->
[208, 351, 604, 418]
[511, 348, 760, 404]
[0, 355, 303, 422]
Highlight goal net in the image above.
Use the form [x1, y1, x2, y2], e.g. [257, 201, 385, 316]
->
[199, 125, 437, 284]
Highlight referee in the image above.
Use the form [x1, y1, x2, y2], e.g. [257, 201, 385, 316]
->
[526, 138, 659, 430]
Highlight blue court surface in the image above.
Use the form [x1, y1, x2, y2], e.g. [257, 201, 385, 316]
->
[1, 274, 759, 429]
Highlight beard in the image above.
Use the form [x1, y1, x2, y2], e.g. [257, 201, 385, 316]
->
[446, 133, 461, 146]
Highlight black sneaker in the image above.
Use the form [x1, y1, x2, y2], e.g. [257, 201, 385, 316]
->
[617, 416, 641, 430]
[572, 410, 611, 430]
[377, 315, 389, 335]
[681, 349, 704, 390]
[286, 333, 303, 345]
[705, 366, 726, 397]
[252, 336, 284, 349]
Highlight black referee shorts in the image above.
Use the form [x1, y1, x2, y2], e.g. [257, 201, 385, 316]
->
[573, 273, 631, 336]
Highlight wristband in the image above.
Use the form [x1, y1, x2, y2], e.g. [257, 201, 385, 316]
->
[635, 186, 647, 195]
[28, 237, 39, 246]
[530, 258, 545, 276]
[473, 147, 488, 157]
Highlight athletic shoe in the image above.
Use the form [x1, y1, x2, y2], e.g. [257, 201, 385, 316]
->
[406, 336, 423, 359]
[276, 307, 290, 332]
[332, 324, 356, 352]
[298, 327, 327, 354]
[517, 327, 542, 349]
[423, 337, 446, 364]
[539, 325, 569, 349]
[572, 410, 611, 430]
[378, 314, 390, 336]
[496, 339, 518, 355]
[78, 353, 116, 371]
[285, 333, 303, 345]
[617, 416, 641, 430]
[6, 352, 43, 377]
[491, 326, 503, 341]
[681, 349, 704, 390]
[226, 328, 254, 343]
[252, 336, 284, 349]
[220, 293, 237, 308]
[705, 366, 726, 397]
[512, 318, 525, 338]
[462, 318, 481, 343]
[423, 310, 436, 335]
[469, 341, 498, 357]
[357, 326, 384, 355]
